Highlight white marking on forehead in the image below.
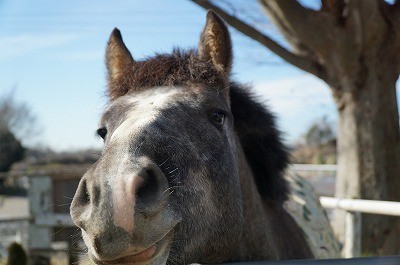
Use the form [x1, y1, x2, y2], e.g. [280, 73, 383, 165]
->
[109, 87, 182, 143]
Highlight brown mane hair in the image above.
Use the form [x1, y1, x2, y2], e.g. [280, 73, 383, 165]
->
[108, 49, 228, 100]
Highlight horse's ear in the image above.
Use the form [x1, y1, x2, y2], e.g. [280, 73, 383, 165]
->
[198, 10, 232, 75]
[106, 28, 134, 99]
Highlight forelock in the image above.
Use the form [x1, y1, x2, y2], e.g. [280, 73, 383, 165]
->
[107, 49, 228, 100]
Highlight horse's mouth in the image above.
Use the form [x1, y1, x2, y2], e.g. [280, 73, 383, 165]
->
[93, 230, 173, 265]
[101, 245, 157, 264]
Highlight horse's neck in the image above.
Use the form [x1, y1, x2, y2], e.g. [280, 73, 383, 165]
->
[235, 141, 279, 259]
[235, 140, 313, 260]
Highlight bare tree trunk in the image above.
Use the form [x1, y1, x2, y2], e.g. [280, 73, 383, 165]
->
[333, 65, 400, 254]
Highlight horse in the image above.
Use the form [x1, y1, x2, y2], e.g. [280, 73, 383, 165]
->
[70, 11, 314, 265]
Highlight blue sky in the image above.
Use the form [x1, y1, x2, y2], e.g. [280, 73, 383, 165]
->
[0, 0, 338, 151]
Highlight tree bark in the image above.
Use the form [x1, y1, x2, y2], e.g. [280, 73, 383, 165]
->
[333, 61, 400, 254]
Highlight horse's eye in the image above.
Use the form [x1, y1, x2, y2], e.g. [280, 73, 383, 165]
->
[97, 127, 108, 139]
[210, 111, 226, 125]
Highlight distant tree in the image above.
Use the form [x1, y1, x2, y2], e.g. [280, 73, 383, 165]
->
[304, 117, 335, 147]
[291, 117, 336, 164]
[0, 90, 39, 141]
[0, 126, 25, 171]
[0, 90, 39, 171]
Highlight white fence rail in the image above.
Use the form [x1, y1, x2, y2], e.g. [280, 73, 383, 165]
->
[320, 197, 400, 216]
[290, 164, 338, 172]
[291, 164, 400, 258]
[319, 197, 400, 258]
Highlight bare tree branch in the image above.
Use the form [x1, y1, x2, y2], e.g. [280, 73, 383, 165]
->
[0, 89, 40, 141]
[321, 0, 346, 24]
[191, 0, 328, 81]
[259, 0, 336, 55]
[387, 0, 400, 36]
[385, 1, 400, 73]
[260, 0, 318, 31]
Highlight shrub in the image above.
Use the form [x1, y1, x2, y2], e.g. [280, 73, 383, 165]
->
[7, 242, 27, 265]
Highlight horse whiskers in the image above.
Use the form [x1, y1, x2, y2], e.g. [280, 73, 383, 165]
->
[51, 226, 68, 236]
[158, 158, 170, 167]
[168, 167, 178, 174]
[68, 238, 85, 254]
[133, 140, 145, 156]
[51, 218, 81, 236]
[169, 176, 180, 183]
[55, 203, 73, 207]
[163, 185, 182, 195]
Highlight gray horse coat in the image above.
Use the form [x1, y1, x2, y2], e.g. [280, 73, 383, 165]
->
[71, 11, 313, 265]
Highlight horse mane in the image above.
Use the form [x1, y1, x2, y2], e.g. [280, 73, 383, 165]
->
[114, 49, 290, 205]
[107, 49, 226, 99]
[230, 84, 290, 205]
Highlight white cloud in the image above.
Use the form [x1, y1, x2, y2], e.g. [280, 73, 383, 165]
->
[0, 33, 78, 59]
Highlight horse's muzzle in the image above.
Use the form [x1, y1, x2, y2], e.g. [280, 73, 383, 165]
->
[70, 157, 171, 260]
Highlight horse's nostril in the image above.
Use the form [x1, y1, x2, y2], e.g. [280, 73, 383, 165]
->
[93, 185, 101, 206]
[70, 177, 92, 230]
[136, 165, 168, 209]
[78, 179, 90, 205]
[137, 169, 161, 205]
